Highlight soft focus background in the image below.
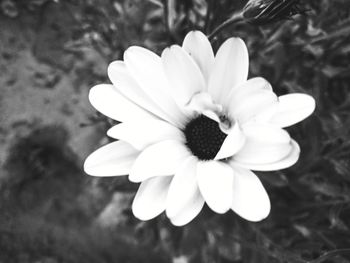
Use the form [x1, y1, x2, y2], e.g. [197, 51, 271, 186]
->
[1, 0, 350, 262]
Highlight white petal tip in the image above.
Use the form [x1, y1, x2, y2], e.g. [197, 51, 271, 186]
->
[205, 199, 232, 214]
[107, 60, 123, 80]
[230, 167, 271, 222]
[132, 203, 158, 221]
[82, 141, 138, 177]
[234, 201, 271, 222]
[183, 31, 208, 43]
[83, 156, 102, 177]
[83, 159, 94, 176]
[212, 207, 231, 214]
[128, 173, 142, 183]
[169, 217, 193, 227]
[271, 93, 316, 127]
[131, 177, 171, 221]
[132, 208, 154, 221]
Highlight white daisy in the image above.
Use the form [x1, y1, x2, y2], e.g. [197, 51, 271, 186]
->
[84, 31, 315, 226]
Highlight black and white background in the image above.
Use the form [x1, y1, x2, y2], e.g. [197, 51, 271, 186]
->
[0, 0, 350, 262]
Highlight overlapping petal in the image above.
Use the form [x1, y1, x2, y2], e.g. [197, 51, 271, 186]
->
[227, 80, 278, 124]
[89, 84, 154, 122]
[162, 45, 206, 106]
[169, 194, 204, 226]
[234, 123, 292, 164]
[231, 165, 270, 221]
[108, 61, 174, 123]
[84, 141, 139, 177]
[182, 31, 215, 82]
[166, 157, 204, 226]
[227, 77, 273, 108]
[129, 140, 191, 182]
[208, 37, 249, 105]
[132, 176, 173, 221]
[124, 46, 187, 127]
[267, 94, 316, 128]
[232, 139, 300, 171]
[107, 119, 184, 150]
[215, 123, 245, 160]
[197, 161, 234, 213]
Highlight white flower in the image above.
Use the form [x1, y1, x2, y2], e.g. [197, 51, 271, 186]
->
[84, 31, 315, 226]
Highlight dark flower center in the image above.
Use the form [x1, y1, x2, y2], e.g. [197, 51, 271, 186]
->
[184, 115, 227, 160]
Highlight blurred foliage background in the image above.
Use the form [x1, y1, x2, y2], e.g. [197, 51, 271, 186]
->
[1, 0, 350, 262]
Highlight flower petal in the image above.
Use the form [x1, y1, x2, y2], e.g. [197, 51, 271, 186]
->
[169, 194, 204, 226]
[228, 85, 278, 124]
[167, 156, 204, 226]
[231, 139, 300, 171]
[84, 141, 139, 176]
[227, 77, 273, 106]
[231, 165, 270, 221]
[124, 46, 187, 127]
[182, 31, 214, 82]
[197, 161, 234, 214]
[234, 124, 292, 164]
[107, 119, 184, 150]
[232, 79, 277, 124]
[89, 84, 154, 122]
[215, 123, 246, 160]
[268, 94, 316, 128]
[162, 45, 206, 106]
[208, 37, 249, 105]
[185, 92, 222, 121]
[132, 176, 173, 221]
[166, 156, 199, 218]
[129, 140, 191, 182]
[108, 61, 173, 122]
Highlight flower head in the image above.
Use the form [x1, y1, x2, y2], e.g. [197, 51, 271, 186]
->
[84, 31, 315, 226]
[243, 0, 303, 25]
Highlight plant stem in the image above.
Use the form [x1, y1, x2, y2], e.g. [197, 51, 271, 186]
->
[208, 12, 244, 41]
[204, 0, 213, 34]
[162, 0, 181, 43]
[308, 249, 350, 263]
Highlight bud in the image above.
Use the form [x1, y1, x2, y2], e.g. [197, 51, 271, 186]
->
[243, 0, 303, 25]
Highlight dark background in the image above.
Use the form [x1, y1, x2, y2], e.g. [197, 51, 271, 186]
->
[1, 0, 350, 262]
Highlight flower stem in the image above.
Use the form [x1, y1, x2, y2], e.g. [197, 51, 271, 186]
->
[208, 12, 244, 41]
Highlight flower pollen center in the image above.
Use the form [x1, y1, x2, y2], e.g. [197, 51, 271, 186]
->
[184, 115, 227, 160]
